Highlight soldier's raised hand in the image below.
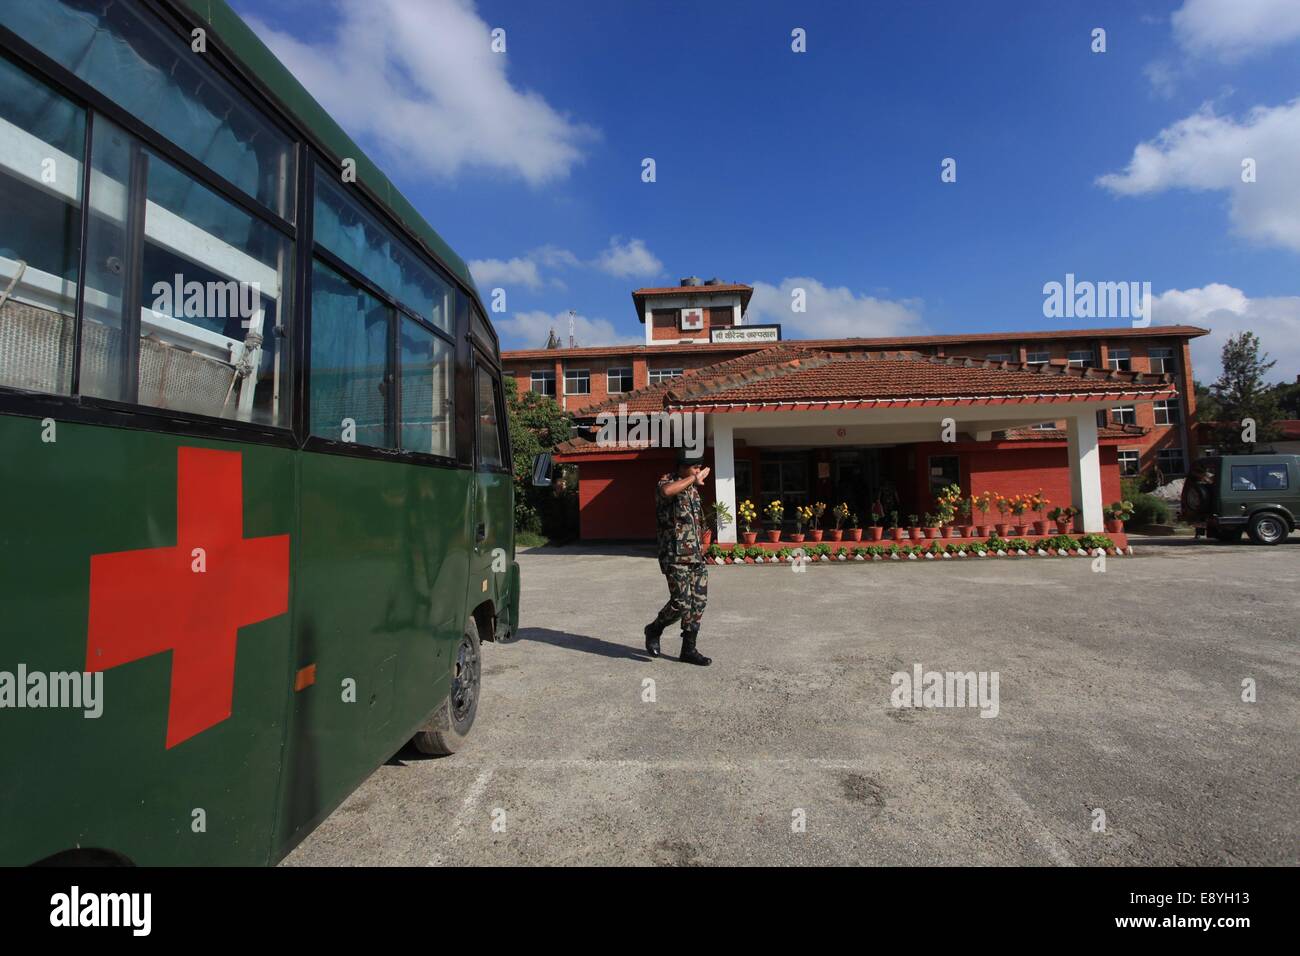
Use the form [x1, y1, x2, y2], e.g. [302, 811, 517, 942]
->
[696, 467, 711, 485]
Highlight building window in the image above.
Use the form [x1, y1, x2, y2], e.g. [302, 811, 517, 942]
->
[1026, 351, 1050, 366]
[1154, 399, 1180, 425]
[986, 352, 1012, 362]
[1068, 349, 1094, 368]
[1156, 447, 1186, 477]
[607, 367, 633, 393]
[530, 370, 556, 396]
[648, 367, 683, 384]
[564, 368, 590, 395]
[1108, 348, 1132, 371]
[1111, 406, 1136, 425]
[1148, 347, 1176, 374]
[1118, 450, 1140, 476]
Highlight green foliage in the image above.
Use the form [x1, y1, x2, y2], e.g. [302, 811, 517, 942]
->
[504, 377, 575, 538]
[1005, 537, 1032, 552]
[1128, 493, 1170, 526]
[1208, 332, 1283, 451]
[1077, 534, 1116, 550]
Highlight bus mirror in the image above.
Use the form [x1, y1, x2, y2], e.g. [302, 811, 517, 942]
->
[531, 453, 553, 487]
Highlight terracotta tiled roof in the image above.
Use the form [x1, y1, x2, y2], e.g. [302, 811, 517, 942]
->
[502, 324, 1209, 360]
[1002, 423, 1149, 441]
[662, 350, 1177, 409]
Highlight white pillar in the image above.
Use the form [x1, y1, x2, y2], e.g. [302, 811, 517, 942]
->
[1066, 411, 1104, 532]
[644, 308, 654, 345]
[712, 417, 737, 543]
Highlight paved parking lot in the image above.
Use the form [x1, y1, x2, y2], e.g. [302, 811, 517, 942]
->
[285, 536, 1299, 866]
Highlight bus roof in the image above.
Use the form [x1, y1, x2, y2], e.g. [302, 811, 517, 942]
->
[176, 0, 481, 304]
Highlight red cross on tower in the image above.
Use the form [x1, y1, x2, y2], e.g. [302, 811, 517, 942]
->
[86, 447, 290, 749]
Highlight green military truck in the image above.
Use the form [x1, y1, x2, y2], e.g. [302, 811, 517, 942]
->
[1183, 454, 1300, 545]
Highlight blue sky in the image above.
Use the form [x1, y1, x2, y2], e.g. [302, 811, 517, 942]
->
[236, 0, 1300, 381]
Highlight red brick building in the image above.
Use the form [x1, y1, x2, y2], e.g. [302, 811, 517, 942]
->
[502, 278, 1207, 542]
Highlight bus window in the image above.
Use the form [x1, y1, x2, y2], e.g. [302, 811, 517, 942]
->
[313, 172, 453, 334]
[475, 366, 505, 470]
[76, 116, 293, 426]
[309, 259, 392, 447]
[0, 55, 85, 396]
[4, 0, 296, 219]
[399, 316, 454, 457]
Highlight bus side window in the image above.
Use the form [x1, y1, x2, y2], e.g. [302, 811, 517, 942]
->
[475, 366, 505, 470]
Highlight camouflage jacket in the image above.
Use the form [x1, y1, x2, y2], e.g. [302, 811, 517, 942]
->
[656, 475, 704, 568]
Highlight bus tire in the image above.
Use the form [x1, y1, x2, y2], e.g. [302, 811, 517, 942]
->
[413, 622, 481, 756]
[1247, 512, 1288, 546]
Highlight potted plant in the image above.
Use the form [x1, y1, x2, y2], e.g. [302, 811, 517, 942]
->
[956, 495, 972, 538]
[974, 492, 992, 537]
[923, 512, 941, 539]
[738, 499, 759, 545]
[1009, 494, 1029, 536]
[936, 497, 957, 538]
[1105, 500, 1133, 532]
[907, 514, 922, 540]
[1029, 490, 1050, 536]
[1049, 505, 1077, 534]
[790, 504, 810, 543]
[888, 510, 904, 541]
[703, 499, 731, 549]
[808, 501, 827, 542]
[763, 499, 784, 543]
[847, 511, 863, 542]
[830, 502, 850, 542]
[994, 494, 1011, 536]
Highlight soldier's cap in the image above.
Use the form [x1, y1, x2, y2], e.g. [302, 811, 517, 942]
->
[677, 447, 704, 467]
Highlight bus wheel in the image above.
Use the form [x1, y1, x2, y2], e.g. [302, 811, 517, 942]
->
[413, 623, 481, 755]
[1248, 512, 1287, 546]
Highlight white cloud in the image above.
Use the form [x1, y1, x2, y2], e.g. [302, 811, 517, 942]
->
[469, 256, 544, 291]
[498, 310, 641, 350]
[1097, 98, 1300, 253]
[1143, 60, 1178, 99]
[1172, 0, 1300, 61]
[746, 277, 924, 340]
[591, 237, 663, 279]
[1152, 284, 1300, 383]
[246, 0, 596, 185]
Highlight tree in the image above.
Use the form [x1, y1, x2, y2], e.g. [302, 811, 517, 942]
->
[504, 377, 575, 537]
[1192, 380, 1222, 423]
[1209, 332, 1282, 451]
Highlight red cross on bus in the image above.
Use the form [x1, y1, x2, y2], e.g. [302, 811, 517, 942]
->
[86, 447, 290, 749]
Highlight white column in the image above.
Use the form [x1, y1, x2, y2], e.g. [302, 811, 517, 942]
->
[1066, 411, 1104, 532]
[645, 308, 654, 345]
[712, 416, 738, 543]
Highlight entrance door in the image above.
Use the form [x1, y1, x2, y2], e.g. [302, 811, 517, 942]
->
[468, 351, 511, 626]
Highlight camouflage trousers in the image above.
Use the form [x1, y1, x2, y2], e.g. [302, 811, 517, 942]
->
[652, 562, 709, 632]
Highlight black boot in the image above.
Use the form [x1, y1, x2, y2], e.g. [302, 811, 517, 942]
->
[644, 621, 663, 658]
[679, 628, 711, 666]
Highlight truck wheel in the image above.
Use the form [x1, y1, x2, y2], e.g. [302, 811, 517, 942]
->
[412, 622, 481, 755]
[1247, 512, 1288, 546]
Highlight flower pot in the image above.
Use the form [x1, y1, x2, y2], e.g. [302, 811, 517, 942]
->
[741, 531, 757, 545]
[995, 523, 1009, 536]
[891, 528, 904, 541]
[868, 527, 883, 541]
[809, 530, 824, 542]
[926, 527, 941, 539]
[1056, 520, 1073, 534]
[702, 530, 713, 548]
[789, 533, 805, 543]
[1032, 520, 1048, 536]
[971, 524, 984, 537]
[941, 525, 955, 539]
[956, 526, 969, 538]
[849, 528, 863, 542]
[828, 529, 843, 542]
[766, 530, 781, 543]
[1009, 524, 1024, 536]
[1106, 519, 1124, 533]
[910, 527, 923, 540]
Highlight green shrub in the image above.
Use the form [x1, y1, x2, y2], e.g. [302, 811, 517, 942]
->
[1128, 493, 1170, 526]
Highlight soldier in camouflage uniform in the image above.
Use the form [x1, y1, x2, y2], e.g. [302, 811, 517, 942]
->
[644, 450, 712, 666]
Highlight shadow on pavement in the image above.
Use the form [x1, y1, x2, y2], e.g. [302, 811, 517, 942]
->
[519, 542, 657, 558]
[1130, 534, 1299, 548]
[517, 626, 652, 661]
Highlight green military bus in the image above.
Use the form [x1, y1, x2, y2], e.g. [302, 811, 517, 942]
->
[0, 0, 520, 865]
